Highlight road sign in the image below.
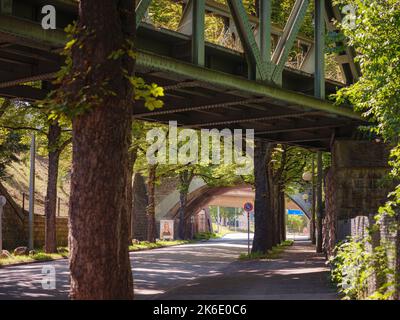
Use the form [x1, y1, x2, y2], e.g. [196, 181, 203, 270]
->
[243, 202, 253, 213]
[288, 209, 304, 216]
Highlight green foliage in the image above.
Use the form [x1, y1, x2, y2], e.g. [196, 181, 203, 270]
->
[331, 2, 400, 299]
[333, 0, 400, 172]
[329, 236, 395, 300]
[0, 130, 27, 178]
[129, 240, 191, 251]
[286, 214, 307, 234]
[47, 23, 164, 120]
[239, 240, 294, 260]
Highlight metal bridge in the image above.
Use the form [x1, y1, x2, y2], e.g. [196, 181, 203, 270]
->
[0, 0, 365, 150]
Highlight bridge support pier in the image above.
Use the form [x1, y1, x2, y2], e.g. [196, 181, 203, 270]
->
[324, 139, 394, 255]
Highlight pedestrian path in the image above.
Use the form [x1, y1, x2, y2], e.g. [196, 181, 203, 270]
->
[159, 241, 338, 300]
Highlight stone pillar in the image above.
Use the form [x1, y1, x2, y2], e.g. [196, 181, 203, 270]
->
[324, 140, 393, 254]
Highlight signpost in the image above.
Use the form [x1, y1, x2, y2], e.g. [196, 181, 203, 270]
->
[0, 195, 6, 252]
[243, 202, 253, 256]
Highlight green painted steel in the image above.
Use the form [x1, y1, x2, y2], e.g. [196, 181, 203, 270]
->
[0, 14, 66, 47]
[0, 5, 362, 124]
[314, 0, 325, 99]
[258, 0, 273, 77]
[226, 0, 268, 81]
[192, 0, 205, 66]
[136, 50, 362, 121]
[271, 0, 310, 84]
[135, 0, 153, 29]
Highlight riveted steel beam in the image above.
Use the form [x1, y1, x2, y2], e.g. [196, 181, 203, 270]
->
[271, 0, 310, 85]
[259, 0, 272, 75]
[226, 0, 268, 81]
[135, 0, 153, 29]
[314, 0, 325, 99]
[136, 51, 362, 121]
[191, 0, 205, 66]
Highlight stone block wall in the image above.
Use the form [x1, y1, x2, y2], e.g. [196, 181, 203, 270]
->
[324, 140, 394, 255]
[1, 182, 68, 249]
[131, 173, 148, 241]
[23, 215, 68, 248]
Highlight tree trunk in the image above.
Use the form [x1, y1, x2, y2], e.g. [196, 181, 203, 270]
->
[127, 147, 138, 241]
[44, 121, 61, 253]
[279, 190, 286, 242]
[68, 0, 135, 299]
[178, 191, 188, 239]
[146, 165, 157, 243]
[252, 141, 273, 254]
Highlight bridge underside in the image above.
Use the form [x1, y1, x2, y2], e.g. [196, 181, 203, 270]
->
[0, 1, 365, 151]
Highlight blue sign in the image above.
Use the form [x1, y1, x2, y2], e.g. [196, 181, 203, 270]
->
[243, 202, 253, 212]
[288, 209, 304, 216]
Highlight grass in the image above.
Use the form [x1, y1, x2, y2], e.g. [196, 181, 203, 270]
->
[128, 239, 193, 251]
[239, 240, 294, 261]
[193, 231, 218, 240]
[0, 248, 69, 267]
[212, 223, 241, 237]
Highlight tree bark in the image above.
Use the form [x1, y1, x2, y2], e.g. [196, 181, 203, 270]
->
[252, 141, 273, 254]
[44, 121, 61, 253]
[279, 190, 286, 242]
[178, 191, 188, 239]
[146, 164, 157, 243]
[68, 0, 135, 299]
[127, 147, 138, 241]
[178, 170, 194, 240]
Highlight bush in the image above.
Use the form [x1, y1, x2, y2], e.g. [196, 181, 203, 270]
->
[329, 236, 394, 300]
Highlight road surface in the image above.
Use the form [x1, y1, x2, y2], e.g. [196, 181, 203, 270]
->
[0, 233, 336, 300]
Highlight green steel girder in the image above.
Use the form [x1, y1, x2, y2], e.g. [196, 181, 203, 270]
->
[314, 0, 325, 99]
[0, 14, 66, 48]
[191, 0, 205, 66]
[271, 0, 310, 85]
[135, 50, 361, 121]
[0, 10, 361, 123]
[259, 0, 272, 66]
[226, 0, 269, 81]
[135, 0, 152, 29]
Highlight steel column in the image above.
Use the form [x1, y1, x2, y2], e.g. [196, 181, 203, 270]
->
[314, 0, 325, 99]
[226, 0, 268, 80]
[259, 0, 272, 77]
[135, 0, 152, 29]
[191, 0, 205, 66]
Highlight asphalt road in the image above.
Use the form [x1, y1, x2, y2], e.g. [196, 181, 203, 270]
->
[0, 233, 336, 300]
[0, 233, 252, 300]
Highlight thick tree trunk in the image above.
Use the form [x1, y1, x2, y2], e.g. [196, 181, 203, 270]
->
[279, 190, 286, 242]
[146, 165, 157, 243]
[252, 141, 273, 254]
[395, 211, 400, 300]
[178, 191, 188, 239]
[44, 121, 61, 253]
[127, 147, 138, 241]
[271, 183, 280, 247]
[68, 0, 135, 299]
